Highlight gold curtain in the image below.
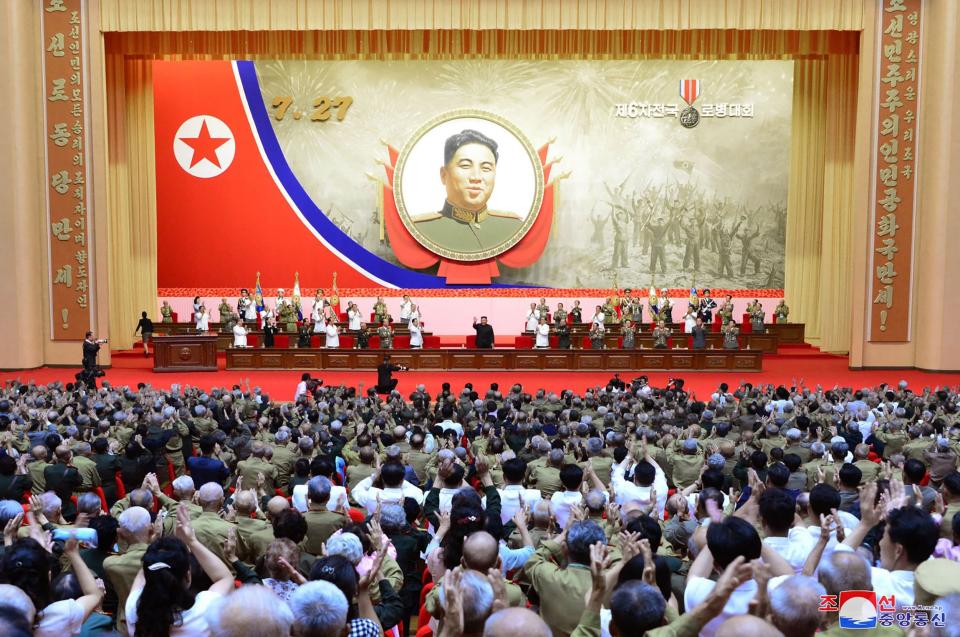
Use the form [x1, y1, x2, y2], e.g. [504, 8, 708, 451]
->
[104, 29, 859, 350]
[784, 55, 857, 354]
[99, 0, 865, 32]
[106, 56, 158, 351]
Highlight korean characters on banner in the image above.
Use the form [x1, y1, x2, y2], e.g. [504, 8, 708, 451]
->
[42, 0, 93, 339]
[870, 0, 922, 342]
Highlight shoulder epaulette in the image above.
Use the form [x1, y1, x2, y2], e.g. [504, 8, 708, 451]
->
[412, 212, 443, 222]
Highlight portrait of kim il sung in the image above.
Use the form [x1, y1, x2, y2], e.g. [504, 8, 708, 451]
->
[394, 111, 544, 262]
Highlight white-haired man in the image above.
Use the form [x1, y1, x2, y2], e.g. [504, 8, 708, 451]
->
[289, 581, 350, 637]
[104, 506, 155, 634]
[766, 576, 826, 637]
[210, 584, 294, 637]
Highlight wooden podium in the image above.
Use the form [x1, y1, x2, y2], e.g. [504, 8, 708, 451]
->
[153, 335, 218, 372]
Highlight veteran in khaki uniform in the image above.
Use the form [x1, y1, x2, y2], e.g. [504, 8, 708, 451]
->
[231, 489, 275, 562]
[528, 449, 565, 500]
[301, 476, 348, 556]
[187, 483, 237, 564]
[410, 129, 524, 256]
[524, 525, 609, 637]
[104, 506, 156, 635]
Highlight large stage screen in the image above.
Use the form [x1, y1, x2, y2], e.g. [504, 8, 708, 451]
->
[154, 59, 792, 292]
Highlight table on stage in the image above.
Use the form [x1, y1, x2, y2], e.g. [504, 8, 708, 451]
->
[153, 335, 218, 372]
[225, 347, 763, 372]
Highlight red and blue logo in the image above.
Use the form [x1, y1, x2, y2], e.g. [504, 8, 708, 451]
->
[838, 591, 878, 629]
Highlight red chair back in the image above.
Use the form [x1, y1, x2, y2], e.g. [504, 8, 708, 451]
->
[515, 335, 534, 349]
[549, 335, 559, 348]
[171, 312, 179, 322]
[582, 335, 592, 349]
[339, 335, 355, 348]
[368, 336, 381, 349]
[310, 335, 321, 348]
[394, 335, 410, 349]
[246, 334, 259, 347]
[465, 335, 477, 348]
[422, 336, 441, 348]
[115, 472, 127, 499]
[94, 487, 109, 512]
[274, 335, 290, 348]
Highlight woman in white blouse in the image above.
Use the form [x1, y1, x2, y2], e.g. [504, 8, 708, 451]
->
[195, 305, 209, 333]
[409, 317, 424, 349]
[126, 506, 235, 637]
[311, 301, 325, 333]
[399, 294, 413, 323]
[535, 317, 550, 348]
[408, 303, 422, 325]
[525, 303, 540, 331]
[325, 322, 340, 348]
[683, 305, 698, 333]
[347, 302, 362, 331]
[3, 536, 103, 637]
[591, 305, 605, 327]
[232, 322, 248, 347]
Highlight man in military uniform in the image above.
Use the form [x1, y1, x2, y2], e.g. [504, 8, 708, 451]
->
[377, 319, 394, 349]
[652, 320, 671, 349]
[681, 214, 701, 272]
[774, 299, 790, 322]
[528, 449, 564, 500]
[852, 444, 880, 483]
[24, 446, 49, 496]
[301, 476, 348, 555]
[647, 215, 670, 274]
[236, 442, 278, 494]
[105, 506, 157, 634]
[71, 443, 101, 492]
[373, 296, 389, 324]
[737, 219, 763, 275]
[610, 205, 629, 268]
[45, 446, 82, 522]
[411, 129, 523, 255]
[218, 298, 235, 332]
[717, 221, 739, 278]
[190, 483, 237, 563]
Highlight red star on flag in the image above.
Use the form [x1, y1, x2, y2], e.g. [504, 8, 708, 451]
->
[178, 118, 230, 168]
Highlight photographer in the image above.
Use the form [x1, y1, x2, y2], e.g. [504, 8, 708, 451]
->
[78, 331, 107, 388]
[375, 354, 408, 394]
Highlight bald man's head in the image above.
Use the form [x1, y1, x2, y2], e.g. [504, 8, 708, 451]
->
[716, 616, 784, 637]
[484, 608, 551, 637]
[462, 531, 500, 571]
[266, 496, 290, 519]
[234, 489, 258, 514]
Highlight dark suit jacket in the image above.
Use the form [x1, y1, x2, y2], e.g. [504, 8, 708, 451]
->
[691, 326, 707, 349]
[473, 323, 494, 348]
[93, 453, 122, 505]
[44, 463, 82, 520]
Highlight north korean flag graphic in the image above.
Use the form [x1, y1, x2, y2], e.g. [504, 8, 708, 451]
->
[153, 61, 449, 290]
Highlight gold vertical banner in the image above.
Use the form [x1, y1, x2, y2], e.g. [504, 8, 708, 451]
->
[869, 0, 921, 342]
[42, 0, 93, 340]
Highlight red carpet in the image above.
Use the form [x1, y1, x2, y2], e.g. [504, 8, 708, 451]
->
[4, 346, 959, 400]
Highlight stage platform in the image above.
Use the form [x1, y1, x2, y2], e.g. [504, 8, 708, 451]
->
[224, 347, 763, 372]
[154, 322, 796, 354]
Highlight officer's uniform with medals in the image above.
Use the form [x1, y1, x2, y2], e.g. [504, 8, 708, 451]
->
[412, 202, 522, 255]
